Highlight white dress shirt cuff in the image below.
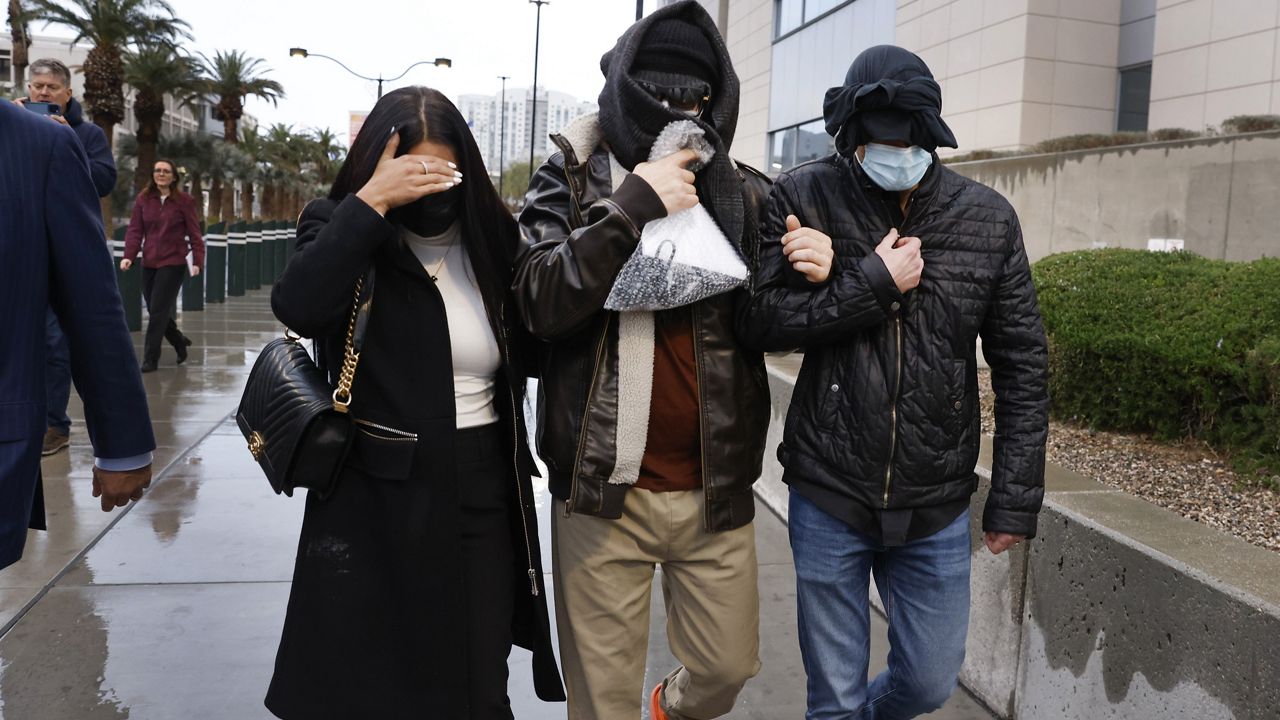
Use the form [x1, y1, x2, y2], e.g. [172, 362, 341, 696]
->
[94, 452, 154, 472]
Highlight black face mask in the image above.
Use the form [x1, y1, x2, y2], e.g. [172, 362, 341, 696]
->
[395, 186, 460, 237]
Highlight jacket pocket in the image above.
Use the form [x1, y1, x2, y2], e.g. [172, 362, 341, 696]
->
[813, 351, 846, 431]
[944, 359, 969, 439]
[348, 418, 418, 481]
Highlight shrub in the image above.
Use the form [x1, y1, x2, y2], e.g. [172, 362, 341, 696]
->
[942, 149, 1018, 164]
[1032, 132, 1149, 154]
[1149, 127, 1200, 142]
[1033, 250, 1280, 475]
[1220, 114, 1280, 134]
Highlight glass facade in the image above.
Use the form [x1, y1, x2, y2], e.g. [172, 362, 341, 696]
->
[775, 0, 853, 38]
[1117, 63, 1152, 132]
[767, 118, 836, 174]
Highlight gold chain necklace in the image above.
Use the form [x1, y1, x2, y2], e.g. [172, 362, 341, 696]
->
[428, 236, 457, 283]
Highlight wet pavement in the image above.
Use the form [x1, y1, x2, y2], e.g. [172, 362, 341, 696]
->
[0, 291, 994, 719]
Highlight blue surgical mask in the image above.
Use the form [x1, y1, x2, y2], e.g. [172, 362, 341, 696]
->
[857, 143, 933, 191]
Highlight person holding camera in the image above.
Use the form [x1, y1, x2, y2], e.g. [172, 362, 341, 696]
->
[14, 58, 116, 197]
[120, 159, 204, 373]
[13, 58, 117, 456]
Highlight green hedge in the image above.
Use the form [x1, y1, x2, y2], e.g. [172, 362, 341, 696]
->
[944, 116, 1280, 165]
[1032, 250, 1280, 477]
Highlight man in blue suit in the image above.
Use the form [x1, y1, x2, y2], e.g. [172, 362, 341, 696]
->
[0, 98, 156, 571]
[14, 58, 118, 457]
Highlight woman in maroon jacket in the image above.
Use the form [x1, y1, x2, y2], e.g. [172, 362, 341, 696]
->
[120, 159, 205, 372]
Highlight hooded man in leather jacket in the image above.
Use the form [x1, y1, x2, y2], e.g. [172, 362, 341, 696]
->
[512, 2, 772, 718]
[738, 46, 1050, 719]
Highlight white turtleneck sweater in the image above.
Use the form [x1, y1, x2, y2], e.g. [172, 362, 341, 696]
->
[402, 222, 500, 429]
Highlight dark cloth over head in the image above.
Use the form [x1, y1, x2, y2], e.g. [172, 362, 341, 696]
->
[597, 0, 745, 253]
[823, 45, 958, 154]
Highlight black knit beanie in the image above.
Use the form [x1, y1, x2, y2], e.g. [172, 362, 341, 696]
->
[632, 17, 719, 89]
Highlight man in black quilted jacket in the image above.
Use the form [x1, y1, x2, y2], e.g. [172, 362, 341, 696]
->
[738, 45, 1049, 719]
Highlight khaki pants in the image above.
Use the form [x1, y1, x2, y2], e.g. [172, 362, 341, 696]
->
[552, 489, 761, 720]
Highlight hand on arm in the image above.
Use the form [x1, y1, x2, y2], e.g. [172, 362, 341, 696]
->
[781, 215, 835, 284]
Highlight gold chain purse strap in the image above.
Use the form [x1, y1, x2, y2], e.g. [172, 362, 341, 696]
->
[331, 276, 366, 413]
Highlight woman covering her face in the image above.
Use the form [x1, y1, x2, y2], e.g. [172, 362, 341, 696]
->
[264, 86, 563, 719]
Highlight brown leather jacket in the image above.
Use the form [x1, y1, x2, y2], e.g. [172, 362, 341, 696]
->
[513, 125, 773, 532]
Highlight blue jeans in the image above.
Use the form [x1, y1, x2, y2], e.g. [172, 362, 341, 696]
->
[790, 489, 971, 720]
[45, 309, 72, 434]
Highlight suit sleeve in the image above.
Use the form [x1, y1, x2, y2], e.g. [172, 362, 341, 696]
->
[512, 154, 666, 341]
[45, 130, 155, 461]
[979, 216, 1049, 538]
[81, 125, 117, 198]
[271, 194, 394, 339]
[734, 173, 902, 352]
[183, 195, 205, 268]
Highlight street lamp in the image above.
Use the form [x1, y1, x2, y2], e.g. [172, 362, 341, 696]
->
[288, 48, 452, 98]
[498, 75, 510, 199]
[528, 0, 549, 173]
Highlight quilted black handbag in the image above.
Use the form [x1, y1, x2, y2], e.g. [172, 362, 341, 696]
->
[236, 271, 374, 499]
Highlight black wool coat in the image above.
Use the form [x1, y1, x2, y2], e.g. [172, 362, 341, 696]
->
[264, 195, 564, 718]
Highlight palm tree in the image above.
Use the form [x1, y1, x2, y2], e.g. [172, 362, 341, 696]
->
[8, 0, 30, 85]
[25, 0, 190, 149]
[123, 43, 203, 191]
[309, 127, 344, 190]
[261, 121, 318, 217]
[175, 132, 218, 217]
[236, 125, 267, 219]
[201, 49, 283, 146]
[203, 139, 245, 223]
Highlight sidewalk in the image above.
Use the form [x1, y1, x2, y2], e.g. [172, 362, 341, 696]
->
[0, 291, 994, 719]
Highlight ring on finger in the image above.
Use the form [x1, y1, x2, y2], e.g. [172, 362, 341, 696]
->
[420, 161, 430, 176]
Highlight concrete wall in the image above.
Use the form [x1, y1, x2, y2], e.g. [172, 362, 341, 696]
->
[725, 0, 775, 169]
[758, 362, 1280, 719]
[947, 130, 1280, 262]
[897, 0, 1127, 153]
[1148, 0, 1280, 131]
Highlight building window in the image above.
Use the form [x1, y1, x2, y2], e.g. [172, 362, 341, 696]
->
[768, 118, 836, 174]
[1116, 63, 1151, 132]
[769, 129, 793, 172]
[0, 49, 12, 86]
[804, 0, 842, 23]
[775, 0, 803, 37]
[775, 0, 853, 39]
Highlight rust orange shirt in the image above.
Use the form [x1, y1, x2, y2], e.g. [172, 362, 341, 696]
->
[636, 309, 703, 492]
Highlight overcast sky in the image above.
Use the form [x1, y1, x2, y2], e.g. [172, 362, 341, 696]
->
[36, 0, 658, 144]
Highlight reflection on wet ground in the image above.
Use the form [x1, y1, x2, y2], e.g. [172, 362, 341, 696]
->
[0, 292, 991, 719]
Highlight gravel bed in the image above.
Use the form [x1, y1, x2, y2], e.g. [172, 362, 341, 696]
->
[978, 369, 1280, 553]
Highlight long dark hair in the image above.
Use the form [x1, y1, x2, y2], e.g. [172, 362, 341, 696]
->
[329, 87, 518, 343]
[144, 158, 183, 197]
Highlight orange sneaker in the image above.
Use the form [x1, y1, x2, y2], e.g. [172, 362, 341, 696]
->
[649, 682, 669, 720]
